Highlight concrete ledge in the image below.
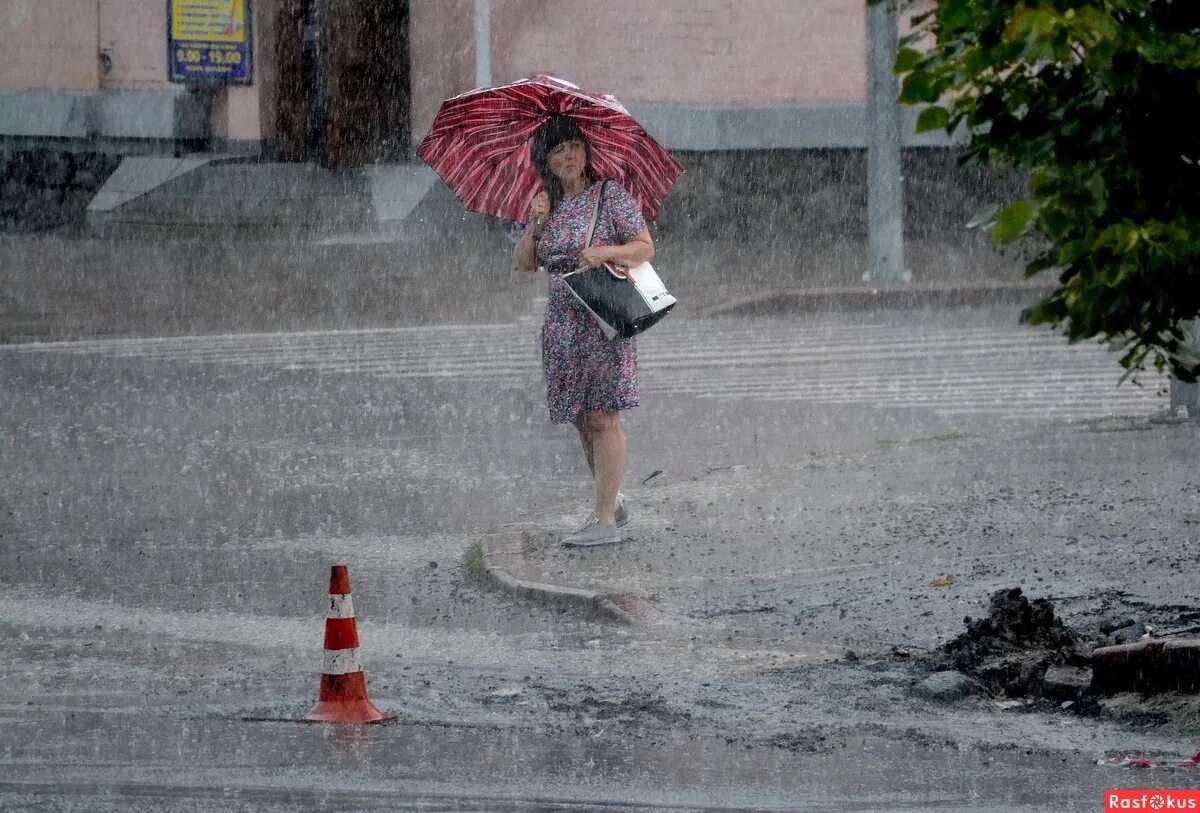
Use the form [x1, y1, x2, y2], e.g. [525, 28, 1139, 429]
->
[0, 91, 96, 139]
[365, 164, 439, 224]
[87, 154, 235, 214]
[694, 280, 1056, 317]
[95, 91, 210, 140]
[0, 89, 210, 141]
[478, 533, 638, 625]
[625, 102, 961, 150]
[1090, 639, 1199, 695]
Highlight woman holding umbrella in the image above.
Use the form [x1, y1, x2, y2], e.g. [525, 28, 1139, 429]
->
[514, 115, 655, 547]
[418, 76, 681, 547]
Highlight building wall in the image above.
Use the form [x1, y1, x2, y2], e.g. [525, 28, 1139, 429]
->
[98, 0, 172, 91]
[0, 0, 172, 91]
[389, 0, 869, 150]
[409, 0, 476, 149]
[3, 0, 886, 151]
[222, 0, 281, 142]
[410, 0, 874, 148]
[0, 0, 277, 145]
[0, 0, 100, 90]
[490, 0, 865, 105]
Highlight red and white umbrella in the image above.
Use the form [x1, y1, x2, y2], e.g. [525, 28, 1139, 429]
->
[417, 75, 683, 223]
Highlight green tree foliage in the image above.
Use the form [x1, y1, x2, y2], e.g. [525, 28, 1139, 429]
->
[889, 0, 1200, 380]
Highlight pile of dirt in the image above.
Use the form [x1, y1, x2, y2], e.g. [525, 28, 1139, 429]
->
[935, 588, 1089, 698]
[923, 588, 1199, 734]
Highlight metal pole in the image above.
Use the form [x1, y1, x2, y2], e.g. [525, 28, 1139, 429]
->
[865, 0, 906, 283]
[1170, 318, 1200, 418]
[474, 0, 492, 88]
[303, 0, 329, 166]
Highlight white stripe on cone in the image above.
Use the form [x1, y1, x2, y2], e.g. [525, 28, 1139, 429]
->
[323, 647, 363, 675]
[327, 594, 355, 619]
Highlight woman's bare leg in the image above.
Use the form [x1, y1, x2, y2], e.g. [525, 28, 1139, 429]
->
[584, 411, 625, 525]
[575, 423, 596, 477]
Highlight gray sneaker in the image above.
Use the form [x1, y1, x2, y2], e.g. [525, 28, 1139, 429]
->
[614, 492, 630, 528]
[562, 516, 622, 547]
[577, 494, 630, 531]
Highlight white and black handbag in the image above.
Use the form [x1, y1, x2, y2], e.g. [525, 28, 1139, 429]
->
[561, 182, 677, 340]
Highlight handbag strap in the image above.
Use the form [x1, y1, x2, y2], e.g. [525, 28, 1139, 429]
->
[582, 180, 608, 249]
[560, 181, 609, 278]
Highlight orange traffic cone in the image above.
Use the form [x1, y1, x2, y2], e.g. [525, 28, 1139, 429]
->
[305, 565, 396, 724]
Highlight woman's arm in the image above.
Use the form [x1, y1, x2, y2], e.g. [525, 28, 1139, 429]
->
[577, 228, 655, 270]
[514, 223, 541, 274]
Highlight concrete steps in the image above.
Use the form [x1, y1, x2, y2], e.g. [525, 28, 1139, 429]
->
[87, 157, 460, 240]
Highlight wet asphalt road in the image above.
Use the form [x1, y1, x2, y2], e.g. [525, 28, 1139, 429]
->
[2, 301, 1196, 810]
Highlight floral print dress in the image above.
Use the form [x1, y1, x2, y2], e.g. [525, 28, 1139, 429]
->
[535, 181, 646, 425]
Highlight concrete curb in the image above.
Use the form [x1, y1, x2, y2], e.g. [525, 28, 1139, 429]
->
[693, 280, 1056, 317]
[1090, 639, 1200, 695]
[478, 533, 638, 625]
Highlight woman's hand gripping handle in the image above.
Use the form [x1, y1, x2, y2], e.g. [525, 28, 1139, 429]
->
[515, 191, 551, 274]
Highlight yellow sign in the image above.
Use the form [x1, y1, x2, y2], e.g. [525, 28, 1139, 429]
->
[170, 0, 248, 44]
[169, 0, 252, 83]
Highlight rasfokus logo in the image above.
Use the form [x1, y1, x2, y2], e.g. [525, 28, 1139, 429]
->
[1106, 790, 1200, 811]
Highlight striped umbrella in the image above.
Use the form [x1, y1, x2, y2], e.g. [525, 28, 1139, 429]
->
[417, 75, 683, 223]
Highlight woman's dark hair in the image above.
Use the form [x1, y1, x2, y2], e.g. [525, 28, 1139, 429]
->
[532, 115, 601, 211]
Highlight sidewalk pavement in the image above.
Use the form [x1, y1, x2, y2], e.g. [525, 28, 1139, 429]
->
[0, 229, 1048, 342]
[690, 278, 1052, 317]
[479, 418, 1199, 659]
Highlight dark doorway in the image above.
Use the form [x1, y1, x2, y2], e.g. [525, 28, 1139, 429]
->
[274, 0, 411, 168]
